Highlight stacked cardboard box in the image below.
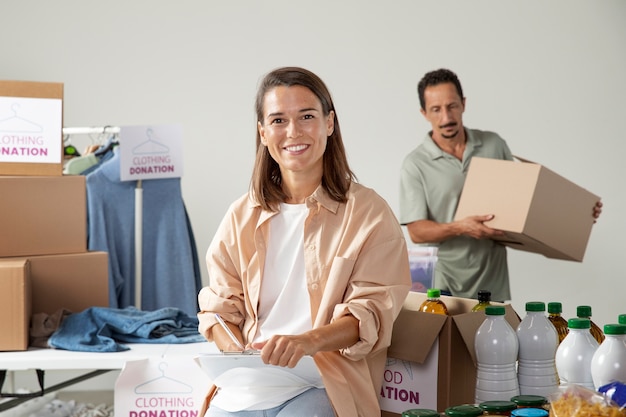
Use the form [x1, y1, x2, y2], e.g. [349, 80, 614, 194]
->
[0, 81, 109, 351]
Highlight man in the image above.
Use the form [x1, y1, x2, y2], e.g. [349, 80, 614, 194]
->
[400, 68, 515, 302]
[400, 68, 601, 302]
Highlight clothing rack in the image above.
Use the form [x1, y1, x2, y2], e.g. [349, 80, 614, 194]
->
[62, 126, 143, 310]
[62, 126, 121, 135]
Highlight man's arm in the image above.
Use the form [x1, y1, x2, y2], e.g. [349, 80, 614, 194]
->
[406, 215, 505, 244]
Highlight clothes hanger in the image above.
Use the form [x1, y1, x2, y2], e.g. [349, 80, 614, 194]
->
[63, 134, 81, 157]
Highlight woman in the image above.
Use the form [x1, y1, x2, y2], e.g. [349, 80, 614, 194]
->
[197, 66, 411, 417]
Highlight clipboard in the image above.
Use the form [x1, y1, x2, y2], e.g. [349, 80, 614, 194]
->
[195, 353, 320, 383]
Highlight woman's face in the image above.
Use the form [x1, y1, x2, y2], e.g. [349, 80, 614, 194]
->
[258, 85, 334, 180]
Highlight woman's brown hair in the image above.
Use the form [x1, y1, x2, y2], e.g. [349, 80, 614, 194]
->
[251, 67, 356, 211]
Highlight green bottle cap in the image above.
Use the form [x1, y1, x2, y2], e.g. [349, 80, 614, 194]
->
[568, 317, 591, 329]
[604, 323, 626, 335]
[510, 394, 548, 406]
[402, 409, 441, 417]
[547, 302, 562, 314]
[427, 288, 441, 298]
[479, 400, 517, 412]
[444, 404, 483, 416]
[577, 305, 592, 318]
[525, 301, 546, 312]
[619, 314, 626, 325]
[485, 305, 506, 316]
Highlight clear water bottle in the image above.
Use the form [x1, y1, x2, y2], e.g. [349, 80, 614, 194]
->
[516, 301, 559, 397]
[475, 305, 520, 403]
[547, 302, 569, 344]
[590, 323, 626, 390]
[555, 318, 599, 390]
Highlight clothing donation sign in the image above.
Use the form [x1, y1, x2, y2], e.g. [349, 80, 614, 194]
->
[115, 357, 211, 417]
[119, 124, 183, 181]
[0, 96, 62, 164]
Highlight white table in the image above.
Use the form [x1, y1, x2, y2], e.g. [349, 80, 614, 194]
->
[0, 342, 216, 412]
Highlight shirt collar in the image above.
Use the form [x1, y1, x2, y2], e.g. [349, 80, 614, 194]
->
[307, 185, 341, 214]
[422, 127, 482, 160]
[252, 184, 341, 222]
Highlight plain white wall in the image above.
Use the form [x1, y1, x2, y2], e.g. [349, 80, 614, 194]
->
[2, 1, 624, 329]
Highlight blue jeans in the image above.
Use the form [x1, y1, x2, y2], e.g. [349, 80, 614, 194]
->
[205, 387, 335, 417]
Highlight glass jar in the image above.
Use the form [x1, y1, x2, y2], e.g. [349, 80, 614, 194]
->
[510, 408, 548, 417]
[402, 409, 441, 417]
[510, 395, 548, 409]
[444, 405, 483, 416]
[479, 400, 517, 416]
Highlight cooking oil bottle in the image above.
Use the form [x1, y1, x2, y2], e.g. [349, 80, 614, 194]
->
[547, 302, 569, 343]
[419, 288, 449, 315]
[577, 305, 605, 344]
[471, 290, 492, 312]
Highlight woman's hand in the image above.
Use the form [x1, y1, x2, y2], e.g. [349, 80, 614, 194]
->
[251, 315, 360, 368]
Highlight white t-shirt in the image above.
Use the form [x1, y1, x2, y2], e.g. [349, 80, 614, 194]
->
[212, 203, 323, 412]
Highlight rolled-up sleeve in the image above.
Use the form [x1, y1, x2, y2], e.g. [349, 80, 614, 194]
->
[333, 236, 411, 359]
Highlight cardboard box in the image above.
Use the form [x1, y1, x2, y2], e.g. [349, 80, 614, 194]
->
[0, 260, 31, 351]
[380, 292, 520, 414]
[0, 80, 64, 176]
[5, 252, 109, 315]
[454, 157, 600, 261]
[0, 175, 87, 257]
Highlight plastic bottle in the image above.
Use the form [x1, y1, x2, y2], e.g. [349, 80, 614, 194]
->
[419, 288, 449, 315]
[475, 305, 520, 403]
[577, 305, 605, 344]
[516, 301, 559, 397]
[590, 323, 626, 390]
[547, 302, 569, 343]
[555, 318, 599, 390]
[471, 290, 492, 312]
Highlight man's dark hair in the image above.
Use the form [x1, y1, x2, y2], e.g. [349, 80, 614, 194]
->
[417, 68, 464, 110]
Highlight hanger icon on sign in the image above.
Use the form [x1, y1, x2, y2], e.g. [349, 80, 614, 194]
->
[132, 127, 169, 155]
[0, 103, 44, 133]
[134, 362, 193, 395]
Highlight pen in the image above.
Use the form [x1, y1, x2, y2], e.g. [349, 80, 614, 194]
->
[214, 313, 245, 351]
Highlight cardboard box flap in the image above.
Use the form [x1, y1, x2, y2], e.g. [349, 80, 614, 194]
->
[455, 305, 521, 366]
[388, 292, 447, 363]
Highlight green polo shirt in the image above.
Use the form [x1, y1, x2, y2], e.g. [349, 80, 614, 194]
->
[400, 128, 513, 301]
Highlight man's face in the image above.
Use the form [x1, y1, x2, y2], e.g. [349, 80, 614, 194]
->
[420, 82, 465, 141]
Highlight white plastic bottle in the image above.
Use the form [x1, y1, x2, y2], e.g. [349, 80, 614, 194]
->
[516, 301, 559, 397]
[555, 318, 599, 390]
[475, 305, 520, 403]
[591, 323, 626, 390]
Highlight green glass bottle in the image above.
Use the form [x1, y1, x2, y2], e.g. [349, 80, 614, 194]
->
[471, 290, 492, 312]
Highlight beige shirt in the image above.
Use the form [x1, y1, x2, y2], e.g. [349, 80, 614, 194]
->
[198, 182, 411, 417]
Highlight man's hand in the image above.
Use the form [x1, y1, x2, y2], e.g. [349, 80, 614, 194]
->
[459, 214, 506, 239]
